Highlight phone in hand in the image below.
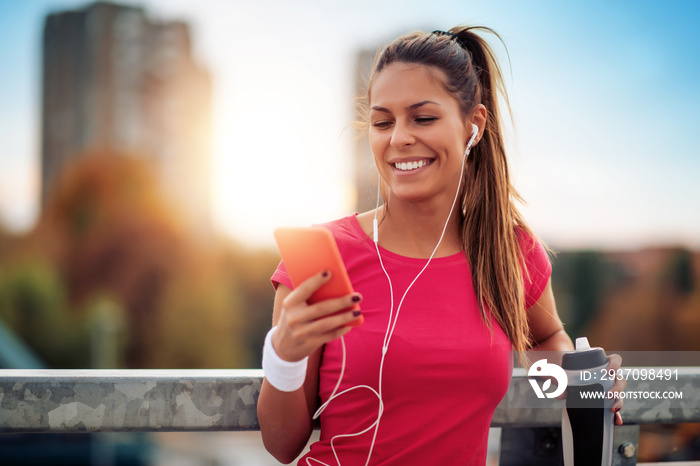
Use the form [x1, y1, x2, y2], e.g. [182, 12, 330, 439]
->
[274, 227, 363, 327]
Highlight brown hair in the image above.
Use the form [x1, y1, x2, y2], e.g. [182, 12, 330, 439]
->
[366, 26, 535, 353]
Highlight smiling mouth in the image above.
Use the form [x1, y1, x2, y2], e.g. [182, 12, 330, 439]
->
[393, 159, 434, 171]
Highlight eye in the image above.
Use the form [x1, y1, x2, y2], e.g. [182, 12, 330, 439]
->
[371, 120, 393, 129]
[415, 116, 438, 125]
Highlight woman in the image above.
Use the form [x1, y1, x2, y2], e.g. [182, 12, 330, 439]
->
[258, 26, 625, 465]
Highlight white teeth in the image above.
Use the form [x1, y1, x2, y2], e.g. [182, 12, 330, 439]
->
[394, 160, 430, 171]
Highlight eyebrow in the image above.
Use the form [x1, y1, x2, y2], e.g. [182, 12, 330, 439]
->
[370, 100, 440, 113]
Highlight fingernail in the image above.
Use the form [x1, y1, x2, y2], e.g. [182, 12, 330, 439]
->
[353, 310, 362, 317]
[351, 294, 362, 303]
[322, 270, 330, 278]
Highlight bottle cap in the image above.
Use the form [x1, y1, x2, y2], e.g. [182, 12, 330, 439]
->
[561, 337, 607, 370]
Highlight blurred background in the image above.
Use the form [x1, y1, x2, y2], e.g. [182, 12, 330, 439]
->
[0, 0, 698, 464]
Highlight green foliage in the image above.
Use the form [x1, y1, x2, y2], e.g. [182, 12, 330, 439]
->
[0, 259, 90, 368]
[85, 295, 129, 369]
[217, 246, 279, 367]
[550, 251, 622, 339]
[663, 248, 695, 295]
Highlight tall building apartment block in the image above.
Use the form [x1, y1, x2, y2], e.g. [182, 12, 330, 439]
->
[42, 1, 212, 234]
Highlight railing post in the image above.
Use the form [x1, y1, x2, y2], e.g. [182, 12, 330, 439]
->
[612, 425, 639, 466]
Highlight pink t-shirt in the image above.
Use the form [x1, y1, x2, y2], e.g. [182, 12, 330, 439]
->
[271, 214, 551, 465]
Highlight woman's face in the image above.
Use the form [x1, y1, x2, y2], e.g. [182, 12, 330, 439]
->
[369, 62, 470, 206]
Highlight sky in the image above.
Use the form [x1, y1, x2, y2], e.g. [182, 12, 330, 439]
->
[0, 0, 699, 250]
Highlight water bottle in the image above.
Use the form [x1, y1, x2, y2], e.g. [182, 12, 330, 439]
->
[561, 337, 615, 466]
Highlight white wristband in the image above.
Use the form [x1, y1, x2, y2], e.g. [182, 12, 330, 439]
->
[262, 326, 308, 392]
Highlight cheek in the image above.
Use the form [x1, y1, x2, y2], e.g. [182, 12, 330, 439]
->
[368, 132, 388, 161]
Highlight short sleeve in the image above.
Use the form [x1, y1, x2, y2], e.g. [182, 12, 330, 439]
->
[270, 260, 293, 291]
[519, 231, 552, 310]
[269, 216, 354, 292]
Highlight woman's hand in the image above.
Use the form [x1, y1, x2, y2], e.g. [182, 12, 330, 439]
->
[607, 354, 626, 426]
[272, 270, 363, 362]
[258, 271, 361, 463]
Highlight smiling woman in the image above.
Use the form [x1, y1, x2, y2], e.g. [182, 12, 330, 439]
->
[253, 26, 629, 466]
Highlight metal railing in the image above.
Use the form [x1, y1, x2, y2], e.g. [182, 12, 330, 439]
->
[1, 368, 698, 465]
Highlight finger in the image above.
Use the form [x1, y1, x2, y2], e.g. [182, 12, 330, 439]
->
[611, 397, 624, 410]
[305, 293, 363, 321]
[607, 353, 622, 370]
[289, 318, 355, 357]
[284, 300, 361, 338]
[273, 309, 357, 362]
[284, 292, 361, 330]
[292, 309, 362, 346]
[308, 308, 362, 334]
[611, 377, 627, 393]
[614, 409, 623, 426]
[324, 323, 354, 342]
[556, 388, 568, 401]
[285, 270, 333, 306]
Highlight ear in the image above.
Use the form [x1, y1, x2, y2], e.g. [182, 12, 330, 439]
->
[468, 104, 487, 145]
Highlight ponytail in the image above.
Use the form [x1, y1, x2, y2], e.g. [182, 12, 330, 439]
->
[454, 27, 533, 353]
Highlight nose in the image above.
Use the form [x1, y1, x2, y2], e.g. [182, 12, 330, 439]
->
[389, 119, 415, 149]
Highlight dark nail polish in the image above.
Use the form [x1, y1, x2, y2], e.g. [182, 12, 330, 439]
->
[351, 294, 362, 303]
[322, 270, 330, 278]
[353, 310, 362, 317]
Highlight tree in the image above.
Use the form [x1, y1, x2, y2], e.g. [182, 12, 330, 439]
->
[26, 151, 253, 368]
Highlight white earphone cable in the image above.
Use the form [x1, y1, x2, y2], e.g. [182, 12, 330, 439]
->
[307, 125, 478, 466]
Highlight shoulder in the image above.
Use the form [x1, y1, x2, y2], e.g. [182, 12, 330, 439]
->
[515, 226, 553, 308]
[516, 226, 550, 265]
[315, 213, 355, 233]
[315, 213, 378, 277]
[314, 213, 370, 248]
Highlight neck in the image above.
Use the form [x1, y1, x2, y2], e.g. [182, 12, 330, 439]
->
[375, 197, 462, 259]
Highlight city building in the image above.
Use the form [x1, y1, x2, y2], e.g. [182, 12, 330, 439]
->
[41, 1, 212, 235]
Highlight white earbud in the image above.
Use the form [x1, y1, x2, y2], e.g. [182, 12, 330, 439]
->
[465, 123, 479, 155]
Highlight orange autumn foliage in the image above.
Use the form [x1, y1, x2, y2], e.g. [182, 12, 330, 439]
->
[21, 151, 260, 368]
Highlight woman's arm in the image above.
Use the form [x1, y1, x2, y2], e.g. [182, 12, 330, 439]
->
[527, 278, 573, 352]
[257, 285, 319, 464]
[257, 272, 362, 463]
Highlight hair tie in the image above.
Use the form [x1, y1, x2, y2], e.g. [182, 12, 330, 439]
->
[432, 29, 465, 48]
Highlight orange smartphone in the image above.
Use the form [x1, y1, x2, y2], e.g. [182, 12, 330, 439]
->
[274, 227, 363, 327]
